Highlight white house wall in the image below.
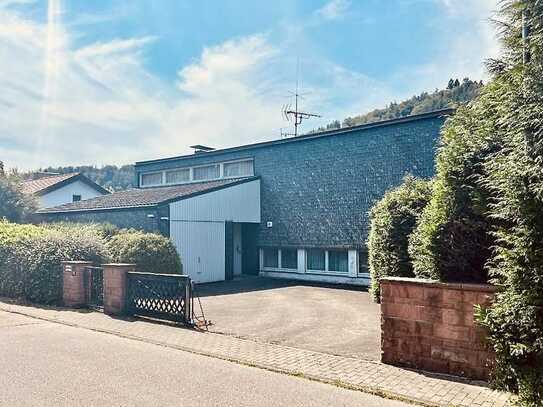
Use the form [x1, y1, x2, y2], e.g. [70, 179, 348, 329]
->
[170, 221, 225, 284]
[169, 179, 260, 223]
[39, 180, 105, 209]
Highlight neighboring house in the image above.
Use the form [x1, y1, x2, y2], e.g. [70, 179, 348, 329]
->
[38, 109, 453, 285]
[23, 173, 109, 209]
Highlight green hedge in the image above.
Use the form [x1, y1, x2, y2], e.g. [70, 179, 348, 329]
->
[0, 221, 183, 304]
[0, 221, 109, 304]
[107, 230, 182, 274]
[367, 176, 432, 302]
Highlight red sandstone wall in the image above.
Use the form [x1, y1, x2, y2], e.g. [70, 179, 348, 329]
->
[380, 277, 496, 380]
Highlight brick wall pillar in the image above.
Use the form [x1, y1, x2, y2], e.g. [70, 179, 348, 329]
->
[102, 263, 135, 316]
[62, 261, 93, 307]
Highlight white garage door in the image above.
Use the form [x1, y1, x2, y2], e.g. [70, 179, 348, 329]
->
[170, 221, 225, 284]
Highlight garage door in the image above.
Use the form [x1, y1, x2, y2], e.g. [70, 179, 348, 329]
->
[170, 221, 225, 284]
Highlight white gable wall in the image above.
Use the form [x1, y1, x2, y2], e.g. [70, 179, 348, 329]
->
[39, 180, 106, 209]
[169, 179, 260, 283]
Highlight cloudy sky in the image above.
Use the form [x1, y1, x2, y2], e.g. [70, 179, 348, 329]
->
[1, 0, 500, 170]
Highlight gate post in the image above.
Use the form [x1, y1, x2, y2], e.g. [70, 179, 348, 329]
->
[62, 261, 94, 307]
[102, 263, 135, 316]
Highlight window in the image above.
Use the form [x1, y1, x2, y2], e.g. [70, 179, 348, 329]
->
[166, 168, 190, 184]
[328, 250, 348, 273]
[281, 248, 298, 269]
[72, 194, 81, 202]
[223, 160, 254, 178]
[141, 172, 163, 186]
[193, 164, 220, 181]
[307, 249, 326, 271]
[263, 248, 278, 268]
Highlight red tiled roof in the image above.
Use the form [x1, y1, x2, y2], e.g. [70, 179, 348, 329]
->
[37, 177, 258, 213]
[22, 173, 79, 195]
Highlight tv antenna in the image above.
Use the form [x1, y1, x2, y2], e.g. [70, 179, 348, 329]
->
[281, 59, 321, 137]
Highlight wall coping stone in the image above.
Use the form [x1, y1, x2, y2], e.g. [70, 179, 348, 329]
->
[102, 263, 137, 268]
[380, 277, 497, 293]
[61, 261, 94, 265]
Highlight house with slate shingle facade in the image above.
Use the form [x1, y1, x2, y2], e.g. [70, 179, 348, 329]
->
[38, 109, 452, 285]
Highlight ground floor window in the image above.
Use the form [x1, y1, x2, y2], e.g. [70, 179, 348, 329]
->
[307, 249, 348, 274]
[263, 248, 279, 268]
[281, 249, 298, 269]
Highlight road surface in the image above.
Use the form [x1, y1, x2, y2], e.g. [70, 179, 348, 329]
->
[0, 311, 409, 407]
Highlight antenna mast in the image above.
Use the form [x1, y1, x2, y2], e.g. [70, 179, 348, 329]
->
[281, 59, 321, 137]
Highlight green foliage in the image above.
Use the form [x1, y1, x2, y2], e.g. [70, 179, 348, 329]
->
[0, 220, 109, 303]
[309, 78, 483, 134]
[367, 176, 432, 301]
[408, 88, 504, 283]
[107, 230, 182, 275]
[476, 292, 543, 405]
[0, 173, 37, 223]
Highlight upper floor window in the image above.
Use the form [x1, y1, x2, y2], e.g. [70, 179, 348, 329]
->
[141, 172, 163, 186]
[166, 168, 190, 184]
[139, 158, 254, 187]
[193, 164, 220, 181]
[72, 194, 82, 202]
[224, 160, 253, 178]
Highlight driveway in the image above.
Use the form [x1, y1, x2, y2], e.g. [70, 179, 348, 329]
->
[196, 276, 381, 360]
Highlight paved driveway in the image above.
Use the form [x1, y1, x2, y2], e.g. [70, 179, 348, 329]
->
[196, 276, 381, 360]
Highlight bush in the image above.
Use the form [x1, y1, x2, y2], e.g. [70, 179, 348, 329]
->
[0, 220, 109, 303]
[0, 174, 37, 223]
[367, 176, 432, 301]
[107, 230, 182, 274]
[407, 89, 503, 283]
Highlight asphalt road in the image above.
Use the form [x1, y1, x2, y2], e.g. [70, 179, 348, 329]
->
[0, 311, 407, 407]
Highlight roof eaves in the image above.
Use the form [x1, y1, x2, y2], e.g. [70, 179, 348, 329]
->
[135, 108, 455, 166]
[37, 203, 158, 215]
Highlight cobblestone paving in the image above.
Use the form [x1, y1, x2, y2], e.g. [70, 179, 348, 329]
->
[0, 301, 512, 407]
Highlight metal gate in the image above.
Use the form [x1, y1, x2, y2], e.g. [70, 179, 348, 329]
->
[126, 272, 192, 324]
[85, 266, 104, 308]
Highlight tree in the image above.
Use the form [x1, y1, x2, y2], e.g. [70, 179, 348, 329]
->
[0, 171, 37, 223]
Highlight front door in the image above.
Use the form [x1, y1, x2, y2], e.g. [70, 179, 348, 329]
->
[233, 223, 242, 276]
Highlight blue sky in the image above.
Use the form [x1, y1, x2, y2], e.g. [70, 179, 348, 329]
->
[0, 0, 499, 169]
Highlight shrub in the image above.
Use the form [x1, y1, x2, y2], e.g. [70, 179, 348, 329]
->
[0, 220, 109, 303]
[407, 88, 503, 283]
[0, 174, 37, 223]
[367, 176, 432, 301]
[107, 230, 182, 274]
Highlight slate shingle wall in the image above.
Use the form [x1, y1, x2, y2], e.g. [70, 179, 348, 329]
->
[136, 115, 447, 250]
[38, 207, 164, 234]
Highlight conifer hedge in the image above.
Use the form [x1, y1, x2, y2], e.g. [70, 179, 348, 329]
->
[367, 176, 432, 301]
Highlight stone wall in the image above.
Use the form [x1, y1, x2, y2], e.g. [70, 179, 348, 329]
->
[380, 277, 496, 380]
[38, 206, 169, 236]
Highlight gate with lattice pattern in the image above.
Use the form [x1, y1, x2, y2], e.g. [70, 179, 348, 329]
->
[126, 272, 192, 324]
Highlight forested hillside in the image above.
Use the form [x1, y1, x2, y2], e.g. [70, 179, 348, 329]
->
[29, 78, 483, 191]
[309, 78, 483, 133]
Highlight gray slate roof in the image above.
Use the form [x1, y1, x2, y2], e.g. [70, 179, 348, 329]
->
[38, 177, 257, 213]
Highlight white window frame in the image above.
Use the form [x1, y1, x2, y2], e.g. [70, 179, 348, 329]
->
[306, 249, 349, 275]
[261, 248, 298, 272]
[139, 158, 254, 188]
[165, 168, 191, 185]
[140, 171, 164, 187]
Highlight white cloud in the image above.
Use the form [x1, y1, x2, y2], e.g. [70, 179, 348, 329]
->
[315, 0, 350, 21]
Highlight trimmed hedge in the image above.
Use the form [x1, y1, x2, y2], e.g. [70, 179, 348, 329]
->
[367, 176, 432, 302]
[0, 221, 183, 304]
[0, 221, 109, 304]
[107, 230, 182, 274]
